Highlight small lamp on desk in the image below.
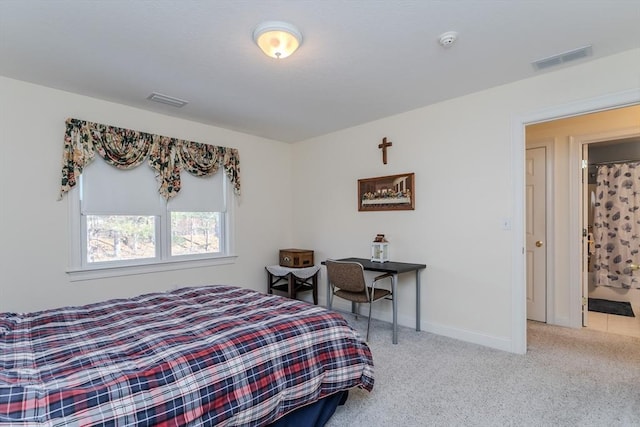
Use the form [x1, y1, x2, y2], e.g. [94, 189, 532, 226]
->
[371, 234, 389, 263]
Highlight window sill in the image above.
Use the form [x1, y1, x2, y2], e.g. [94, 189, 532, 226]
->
[67, 255, 238, 282]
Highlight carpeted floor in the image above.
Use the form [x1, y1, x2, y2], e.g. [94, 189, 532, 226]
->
[327, 316, 640, 426]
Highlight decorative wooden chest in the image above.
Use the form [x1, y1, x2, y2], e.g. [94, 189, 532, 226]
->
[279, 249, 314, 268]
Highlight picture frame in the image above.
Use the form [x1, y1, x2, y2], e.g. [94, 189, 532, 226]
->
[358, 172, 415, 211]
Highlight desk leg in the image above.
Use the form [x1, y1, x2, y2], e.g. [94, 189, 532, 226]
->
[392, 274, 398, 344]
[416, 270, 421, 332]
[312, 273, 318, 305]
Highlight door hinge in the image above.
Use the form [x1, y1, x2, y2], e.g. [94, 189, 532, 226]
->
[582, 296, 587, 306]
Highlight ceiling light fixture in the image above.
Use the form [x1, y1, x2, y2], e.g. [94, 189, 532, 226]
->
[253, 21, 302, 59]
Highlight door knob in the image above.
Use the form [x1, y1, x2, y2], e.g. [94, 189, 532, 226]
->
[535, 240, 543, 247]
[631, 264, 640, 271]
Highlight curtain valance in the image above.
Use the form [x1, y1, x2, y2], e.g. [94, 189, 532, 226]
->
[59, 118, 241, 200]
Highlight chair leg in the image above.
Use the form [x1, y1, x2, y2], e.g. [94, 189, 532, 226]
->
[366, 301, 373, 341]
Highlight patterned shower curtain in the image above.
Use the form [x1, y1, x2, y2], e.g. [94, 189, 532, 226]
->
[593, 161, 640, 289]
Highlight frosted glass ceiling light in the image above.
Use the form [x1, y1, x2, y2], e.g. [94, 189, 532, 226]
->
[253, 21, 302, 59]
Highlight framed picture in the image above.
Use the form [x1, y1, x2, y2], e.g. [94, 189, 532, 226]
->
[358, 172, 415, 211]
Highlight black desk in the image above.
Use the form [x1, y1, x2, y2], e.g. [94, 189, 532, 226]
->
[323, 257, 426, 344]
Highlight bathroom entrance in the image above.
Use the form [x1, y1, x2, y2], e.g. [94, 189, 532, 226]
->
[581, 136, 640, 336]
[526, 104, 640, 333]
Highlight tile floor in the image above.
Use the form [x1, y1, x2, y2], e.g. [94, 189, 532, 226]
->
[585, 302, 640, 338]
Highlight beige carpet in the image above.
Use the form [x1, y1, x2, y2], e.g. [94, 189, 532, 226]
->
[327, 318, 640, 426]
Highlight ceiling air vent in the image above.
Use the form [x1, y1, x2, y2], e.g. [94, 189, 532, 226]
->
[532, 45, 592, 71]
[147, 92, 189, 108]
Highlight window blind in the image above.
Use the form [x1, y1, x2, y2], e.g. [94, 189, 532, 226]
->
[81, 160, 162, 215]
[167, 171, 227, 213]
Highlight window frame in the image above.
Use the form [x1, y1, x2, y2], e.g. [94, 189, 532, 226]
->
[67, 170, 236, 282]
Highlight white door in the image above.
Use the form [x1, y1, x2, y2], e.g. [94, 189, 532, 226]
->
[526, 147, 547, 322]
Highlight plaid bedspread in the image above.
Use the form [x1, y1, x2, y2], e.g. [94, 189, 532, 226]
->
[0, 285, 374, 426]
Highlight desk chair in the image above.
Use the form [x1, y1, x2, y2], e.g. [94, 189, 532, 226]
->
[325, 259, 393, 341]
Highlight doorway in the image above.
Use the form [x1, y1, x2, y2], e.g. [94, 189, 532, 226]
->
[525, 103, 640, 336]
[580, 135, 640, 338]
[512, 90, 640, 355]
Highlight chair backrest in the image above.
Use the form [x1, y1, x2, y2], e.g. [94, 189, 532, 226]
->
[326, 260, 367, 293]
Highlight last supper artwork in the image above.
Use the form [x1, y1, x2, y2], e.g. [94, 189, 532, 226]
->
[358, 173, 415, 211]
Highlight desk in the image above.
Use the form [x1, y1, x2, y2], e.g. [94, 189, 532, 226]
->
[323, 258, 426, 344]
[266, 265, 321, 304]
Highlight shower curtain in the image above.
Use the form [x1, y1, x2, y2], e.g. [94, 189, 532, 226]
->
[593, 161, 640, 289]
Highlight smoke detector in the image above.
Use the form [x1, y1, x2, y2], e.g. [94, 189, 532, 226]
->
[438, 31, 458, 48]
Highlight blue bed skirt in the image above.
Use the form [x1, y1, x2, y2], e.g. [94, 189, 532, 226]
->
[268, 391, 349, 427]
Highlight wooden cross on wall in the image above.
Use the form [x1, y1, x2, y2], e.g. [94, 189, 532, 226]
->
[378, 137, 392, 164]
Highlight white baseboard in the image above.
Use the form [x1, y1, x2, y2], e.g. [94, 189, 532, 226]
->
[326, 298, 515, 353]
[419, 320, 513, 353]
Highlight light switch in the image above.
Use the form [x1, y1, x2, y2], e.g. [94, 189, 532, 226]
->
[501, 217, 512, 230]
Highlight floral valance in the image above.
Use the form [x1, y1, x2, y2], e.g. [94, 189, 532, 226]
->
[59, 118, 241, 200]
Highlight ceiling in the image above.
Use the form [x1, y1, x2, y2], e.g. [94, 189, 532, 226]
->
[1, 1, 639, 143]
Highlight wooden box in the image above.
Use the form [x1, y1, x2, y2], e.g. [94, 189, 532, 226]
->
[279, 249, 314, 268]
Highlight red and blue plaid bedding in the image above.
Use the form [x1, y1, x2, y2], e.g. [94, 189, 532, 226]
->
[0, 285, 374, 426]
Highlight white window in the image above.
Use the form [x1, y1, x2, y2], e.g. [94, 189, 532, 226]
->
[68, 159, 235, 280]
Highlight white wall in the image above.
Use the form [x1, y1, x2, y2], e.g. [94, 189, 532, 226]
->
[0, 76, 294, 313]
[292, 49, 640, 351]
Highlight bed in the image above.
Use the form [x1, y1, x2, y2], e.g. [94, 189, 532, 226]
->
[0, 285, 374, 426]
